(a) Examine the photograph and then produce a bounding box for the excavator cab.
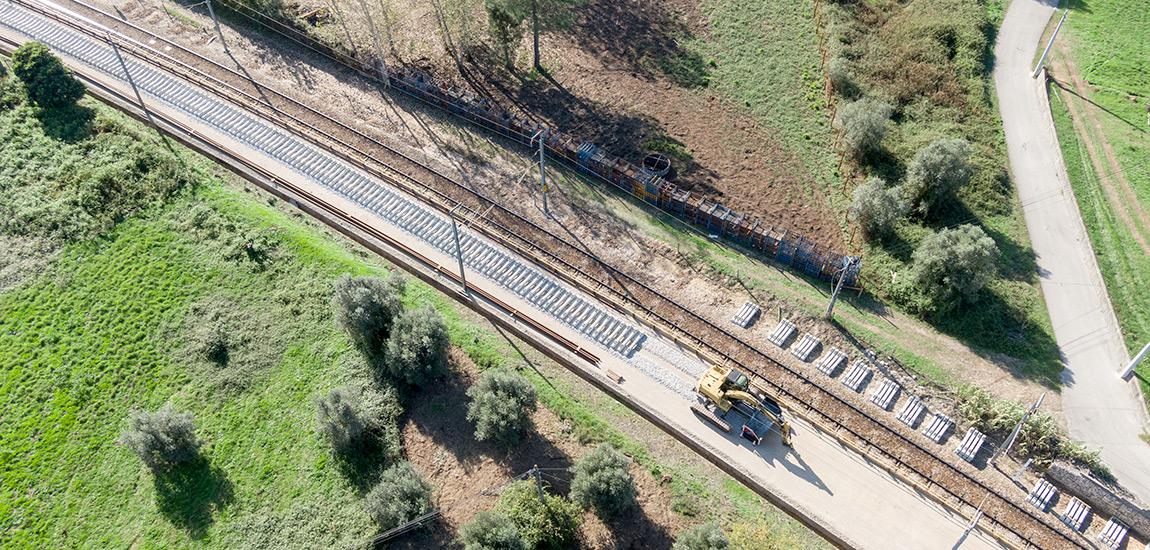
[693,365,793,447]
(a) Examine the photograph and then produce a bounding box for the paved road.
[994,0,1150,502]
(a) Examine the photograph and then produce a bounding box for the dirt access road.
[994,0,1150,501]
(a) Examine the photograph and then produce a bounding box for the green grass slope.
[1056,0,1150,392]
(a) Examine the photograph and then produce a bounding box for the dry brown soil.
[325,0,846,249]
[391,350,682,549]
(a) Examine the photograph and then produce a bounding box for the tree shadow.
[333,432,397,494]
[403,363,574,476]
[597,499,675,549]
[153,455,234,539]
[35,103,94,143]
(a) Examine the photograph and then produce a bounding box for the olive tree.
[467,368,537,444]
[849,176,908,239]
[496,480,581,550]
[903,138,974,216]
[836,96,891,158]
[569,443,637,518]
[827,57,857,98]
[383,304,450,387]
[118,404,201,472]
[910,224,999,313]
[673,521,729,550]
[364,461,433,529]
[458,510,525,550]
[333,274,405,358]
[10,41,84,108]
[315,387,369,454]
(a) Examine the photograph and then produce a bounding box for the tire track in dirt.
[1052,38,1150,256]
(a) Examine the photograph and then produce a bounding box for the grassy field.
[0,88,825,546]
[814,0,1062,384]
[1051,0,1150,400]
[693,0,843,208]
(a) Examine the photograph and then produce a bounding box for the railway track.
[1,2,1085,547]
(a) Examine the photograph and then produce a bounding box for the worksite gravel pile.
[24,3,1091,547]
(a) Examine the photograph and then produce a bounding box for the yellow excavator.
[692,365,794,447]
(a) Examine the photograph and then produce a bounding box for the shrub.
[496,480,581,550]
[364,461,433,529]
[333,274,405,358]
[849,176,908,239]
[458,510,525,550]
[200,320,231,365]
[10,41,85,108]
[383,304,449,387]
[118,404,201,472]
[569,443,637,518]
[486,1,526,65]
[827,57,857,98]
[466,368,537,444]
[673,521,729,550]
[903,138,974,216]
[910,224,998,313]
[835,96,891,157]
[955,386,1112,480]
[315,387,369,454]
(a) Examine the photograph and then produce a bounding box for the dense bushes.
[835,96,891,157]
[849,176,907,238]
[10,42,84,108]
[315,387,370,454]
[118,404,201,472]
[383,305,450,387]
[906,224,998,314]
[955,386,1111,480]
[0,104,191,243]
[496,480,581,550]
[466,367,538,444]
[333,274,405,359]
[903,138,974,216]
[459,510,525,550]
[673,521,729,550]
[569,444,637,518]
[364,461,433,529]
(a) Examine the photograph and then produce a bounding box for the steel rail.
[7,2,1082,547]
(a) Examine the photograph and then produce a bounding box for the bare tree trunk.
[531,0,540,70]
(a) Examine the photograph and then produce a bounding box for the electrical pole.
[204,0,231,57]
[533,129,549,216]
[107,34,156,128]
[532,465,545,503]
[326,0,360,60]
[993,393,1045,463]
[824,257,856,320]
[449,204,468,296]
[1120,341,1150,380]
[1032,9,1068,78]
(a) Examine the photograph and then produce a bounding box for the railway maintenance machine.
[692,365,794,447]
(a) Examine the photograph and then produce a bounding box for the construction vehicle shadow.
[762,438,833,496]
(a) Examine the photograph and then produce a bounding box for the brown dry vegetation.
[304,0,847,249]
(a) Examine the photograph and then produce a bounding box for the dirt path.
[1051,39,1150,255]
